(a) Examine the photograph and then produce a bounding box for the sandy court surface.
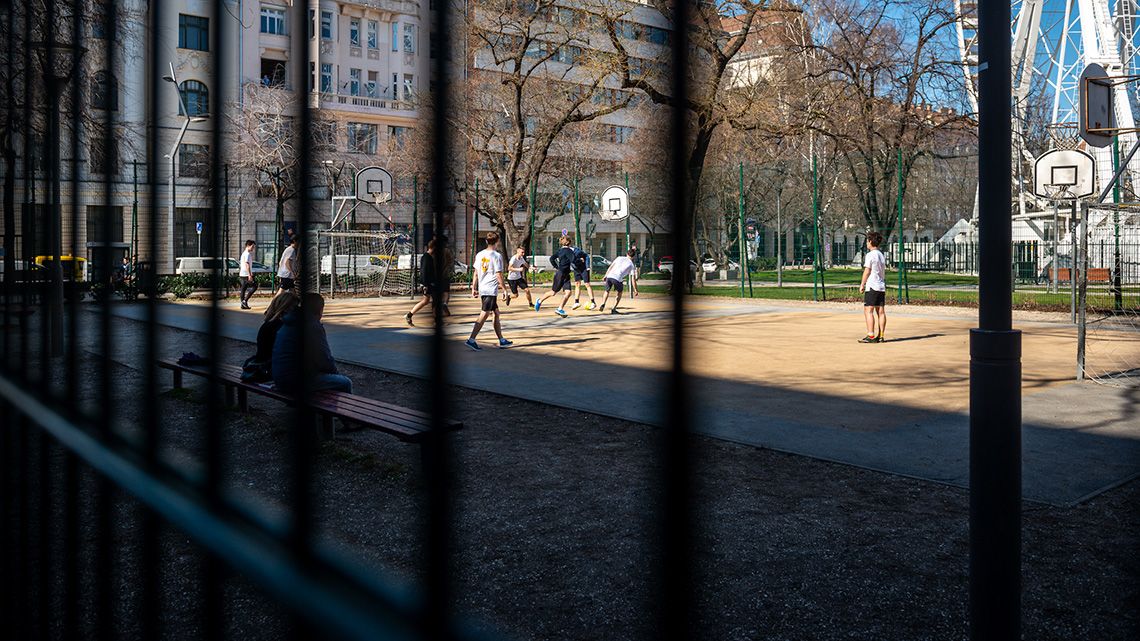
[307,292,1135,418]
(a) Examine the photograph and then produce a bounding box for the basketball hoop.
[598,185,629,222]
[355,166,394,205]
[1032,148,1096,201]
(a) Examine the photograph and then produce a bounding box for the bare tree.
[456,0,640,251]
[791,0,975,243]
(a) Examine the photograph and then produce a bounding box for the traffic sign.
[195,222,203,235]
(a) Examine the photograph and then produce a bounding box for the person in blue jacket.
[272,293,352,394]
[534,235,576,317]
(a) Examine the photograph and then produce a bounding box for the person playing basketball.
[503,246,533,308]
[570,243,596,310]
[466,232,512,351]
[535,235,575,317]
[598,248,639,314]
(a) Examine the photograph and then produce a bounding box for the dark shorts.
[278,277,295,291]
[573,269,590,283]
[480,295,499,312]
[552,270,570,293]
[604,277,624,293]
[418,282,438,297]
[864,290,886,307]
[509,277,527,293]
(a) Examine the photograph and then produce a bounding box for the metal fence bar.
[426,0,455,637]
[661,0,693,639]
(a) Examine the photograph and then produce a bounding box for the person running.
[598,248,639,314]
[466,232,512,351]
[277,234,298,293]
[534,235,575,317]
[858,231,888,343]
[239,239,258,309]
[405,237,440,326]
[503,246,533,308]
[570,243,596,310]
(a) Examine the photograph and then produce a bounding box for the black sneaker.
[875,335,886,343]
[504,295,511,307]
[404,312,414,327]
[859,335,877,343]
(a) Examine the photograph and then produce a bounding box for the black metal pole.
[970,1,1022,640]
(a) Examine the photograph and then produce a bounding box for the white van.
[319,254,387,276]
[527,255,554,273]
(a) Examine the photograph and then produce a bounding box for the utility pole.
[811,147,821,302]
[1112,138,1123,311]
[738,162,746,298]
[412,175,419,299]
[971,1,1023,639]
[528,181,535,261]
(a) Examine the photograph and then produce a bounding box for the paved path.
[109,295,1140,506]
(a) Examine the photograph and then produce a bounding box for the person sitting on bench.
[271,293,352,394]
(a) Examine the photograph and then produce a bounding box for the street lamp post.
[162,63,208,271]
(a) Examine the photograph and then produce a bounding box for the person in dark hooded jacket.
[271,293,352,394]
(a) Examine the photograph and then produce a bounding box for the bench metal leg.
[172,369,183,389]
[319,415,335,441]
[237,388,248,413]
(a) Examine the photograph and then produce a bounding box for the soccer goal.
[1076,203,1140,386]
[308,230,414,298]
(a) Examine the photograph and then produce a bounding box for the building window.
[402,74,415,99]
[349,68,361,96]
[92,2,110,39]
[387,126,410,149]
[260,6,286,35]
[391,73,399,99]
[403,23,416,53]
[175,208,211,258]
[349,18,360,47]
[347,122,378,154]
[255,222,276,265]
[391,23,399,52]
[88,130,118,175]
[179,80,209,117]
[91,71,118,111]
[321,10,333,40]
[178,14,209,51]
[314,121,337,150]
[367,21,378,49]
[86,206,124,243]
[320,63,332,93]
[366,71,378,97]
[179,143,209,178]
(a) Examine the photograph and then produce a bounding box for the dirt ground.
[7,311,1139,641]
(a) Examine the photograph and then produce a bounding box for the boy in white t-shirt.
[858,231,888,343]
[239,239,257,309]
[277,234,298,292]
[598,249,639,314]
[466,232,512,351]
[503,246,533,308]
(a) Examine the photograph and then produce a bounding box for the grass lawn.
[744,268,979,287]
[639,283,1139,313]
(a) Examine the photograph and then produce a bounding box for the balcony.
[318,91,416,116]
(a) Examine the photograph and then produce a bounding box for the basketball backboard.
[355,166,394,204]
[1032,148,1095,200]
[598,185,628,221]
[1079,63,1114,148]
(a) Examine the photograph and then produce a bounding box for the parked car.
[702,258,741,273]
[589,255,612,273]
[228,258,272,275]
[657,256,698,274]
[34,255,87,282]
[527,255,554,273]
[319,254,387,276]
[396,255,468,274]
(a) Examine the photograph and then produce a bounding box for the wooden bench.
[1046,267,1111,283]
[157,359,462,443]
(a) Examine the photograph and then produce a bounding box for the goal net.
[308,230,415,298]
[1077,206,1140,386]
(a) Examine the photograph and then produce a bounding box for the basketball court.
[110,293,1140,506]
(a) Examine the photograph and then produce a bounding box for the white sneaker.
[571,302,581,310]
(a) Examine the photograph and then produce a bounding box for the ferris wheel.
[955,0,1140,213]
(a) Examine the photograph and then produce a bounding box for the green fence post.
[897,149,905,304]
[472,178,479,278]
[811,152,820,302]
[624,172,631,291]
[528,181,535,261]
[738,162,746,297]
[574,177,581,248]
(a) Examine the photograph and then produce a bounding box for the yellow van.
[34,255,87,282]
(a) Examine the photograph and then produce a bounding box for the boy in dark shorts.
[504,246,533,307]
[570,243,597,310]
[534,235,575,317]
[466,232,511,350]
[858,232,888,343]
[598,248,638,314]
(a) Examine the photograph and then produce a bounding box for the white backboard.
[1079,63,1114,149]
[598,185,629,221]
[355,166,394,204]
[1033,148,1096,200]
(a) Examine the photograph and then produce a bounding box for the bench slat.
[158,359,458,442]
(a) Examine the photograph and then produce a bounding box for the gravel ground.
[6,311,1138,641]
